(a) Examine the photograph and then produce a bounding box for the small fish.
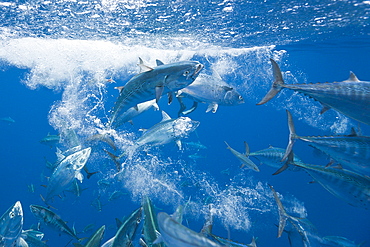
[154,212,226,247]
[224,141,259,172]
[183,141,207,150]
[73,225,105,247]
[0,201,24,246]
[39,133,60,147]
[108,190,127,201]
[86,134,117,151]
[176,74,244,115]
[188,153,206,160]
[30,204,79,240]
[320,236,362,247]
[257,58,370,125]
[45,147,91,202]
[281,110,370,174]
[0,116,15,124]
[109,58,203,128]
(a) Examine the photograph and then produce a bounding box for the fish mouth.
[191,63,203,79]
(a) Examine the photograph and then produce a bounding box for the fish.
[21,229,48,247]
[109,58,203,128]
[101,207,142,247]
[176,74,244,115]
[154,212,226,247]
[86,134,117,151]
[269,185,320,246]
[224,141,259,172]
[257,58,370,125]
[29,204,79,240]
[39,133,60,147]
[129,111,200,152]
[111,98,159,127]
[0,201,24,246]
[285,151,370,209]
[45,147,91,202]
[188,153,206,160]
[141,196,163,247]
[246,144,302,173]
[73,225,105,247]
[0,116,15,124]
[183,141,207,150]
[320,236,362,247]
[282,110,370,174]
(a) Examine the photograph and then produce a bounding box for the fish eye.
[183,71,190,76]
[239,96,243,100]
[9,212,15,218]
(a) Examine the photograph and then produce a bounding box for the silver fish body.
[0,201,23,246]
[74,225,105,247]
[291,161,370,209]
[178,74,244,114]
[29,205,79,240]
[113,99,159,126]
[135,111,199,150]
[258,59,370,125]
[156,212,225,247]
[45,147,91,202]
[110,60,203,128]
[224,142,259,172]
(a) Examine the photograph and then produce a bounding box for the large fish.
[257,59,370,125]
[0,201,24,246]
[21,229,48,247]
[141,197,163,247]
[269,185,320,247]
[109,58,203,128]
[246,143,302,173]
[73,225,105,247]
[30,205,79,240]
[155,212,226,247]
[131,111,199,151]
[285,151,370,209]
[101,207,142,247]
[45,147,91,202]
[176,74,244,115]
[282,110,370,174]
[224,141,259,172]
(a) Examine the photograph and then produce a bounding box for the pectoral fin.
[206,103,218,113]
[156,86,164,103]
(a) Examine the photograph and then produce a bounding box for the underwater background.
[0,0,369,246]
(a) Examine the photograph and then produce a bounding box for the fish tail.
[268,184,290,238]
[256,58,285,105]
[281,110,298,162]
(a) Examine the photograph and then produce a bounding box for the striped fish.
[257,59,370,125]
[286,152,370,210]
[247,144,302,173]
[282,110,370,174]
[224,141,259,172]
[109,59,203,128]
[29,205,79,239]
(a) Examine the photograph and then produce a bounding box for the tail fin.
[281,110,297,162]
[256,59,285,105]
[269,184,289,238]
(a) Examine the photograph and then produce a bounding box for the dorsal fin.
[244,141,250,156]
[345,72,360,82]
[156,59,165,66]
[348,127,358,137]
[161,111,172,122]
[138,57,153,73]
[114,86,124,93]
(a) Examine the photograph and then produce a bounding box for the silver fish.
[21,229,48,247]
[246,144,302,173]
[142,197,163,247]
[73,225,105,247]
[282,110,370,174]
[39,133,60,147]
[285,152,370,209]
[101,207,142,247]
[29,205,79,240]
[224,141,259,172]
[112,99,159,126]
[133,111,199,151]
[176,74,244,114]
[320,236,361,247]
[45,147,91,202]
[258,59,370,125]
[0,201,23,246]
[109,58,203,128]
[155,212,225,247]
[0,116,15,124]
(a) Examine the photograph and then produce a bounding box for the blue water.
[0,0,369,246]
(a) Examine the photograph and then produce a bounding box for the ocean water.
[0,0,369,246]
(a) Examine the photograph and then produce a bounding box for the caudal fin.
[256,59,285,105]
[281,110,297,162]
[269,184,289,238]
